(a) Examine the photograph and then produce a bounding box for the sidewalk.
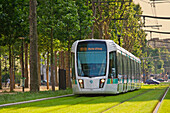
[0,85,59,94]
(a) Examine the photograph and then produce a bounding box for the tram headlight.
[78,79,84,88]
[99,79,105,88]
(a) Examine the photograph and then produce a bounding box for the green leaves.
[143,47,169,74]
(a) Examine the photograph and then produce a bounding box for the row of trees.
[0,0,147,92]
[142,46,170,79]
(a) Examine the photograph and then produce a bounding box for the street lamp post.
[117,35,121,46]
[142,59,146,83]
[19,37,25,92]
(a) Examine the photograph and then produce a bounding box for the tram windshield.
[77,41,107,77]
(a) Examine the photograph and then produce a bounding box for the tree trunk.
[55,51,58,86]
[21,40,25,92]
[12,45,15,88]
[24,43,29,88]
[99,23,103,39]
[0,48,2,89]
[46,52,49,89]
[59,51,65,88]
[59,51,65,69]
[91,0,96,39]
[51,28,55,91]
[66,39,72,88]
[104,22,111,39]
[9,45,14,91]
[29,0,39,92]
[38,52,41,85]
[65,51,69,88]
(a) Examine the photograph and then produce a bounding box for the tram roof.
[71,39,141,63]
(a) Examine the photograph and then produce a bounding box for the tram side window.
[117,52,122,75]
[131,59,134,79]
[137,63,139,80]
[109,51,117,78]
[71,53,76,79]
[123,55,127,77]
[133,60,135,79]
[139,63,141,80]
[129,58,132,79]
[128,57,131,79]
[122,54,125,76]
[126,56,129,79]
[136,62,138,80]
[136,62,139,80]
[134,61,136,80]
[134,61,137,80]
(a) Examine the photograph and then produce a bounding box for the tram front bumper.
[72,84,117,94]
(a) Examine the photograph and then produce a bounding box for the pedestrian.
[7,78,10,87]
[5,79,7,87]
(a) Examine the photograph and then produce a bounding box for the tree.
[29,0,39,92]
[88,1,146,58]
[0,48,2,89]
[24,42,29,88]
[75,0,93,40]
[142,46,169,76]
[1,0,18,91]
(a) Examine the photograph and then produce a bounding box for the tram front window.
[77,41,107,77]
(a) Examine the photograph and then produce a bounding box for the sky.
[134,0,170,40]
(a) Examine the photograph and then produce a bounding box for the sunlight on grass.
[0,89,146,113]
[0,89,72,105]
[0,84,169,113]
[105,87,166,113]
[158,86,170,113]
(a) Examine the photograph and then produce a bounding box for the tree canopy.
[1,0,163,92]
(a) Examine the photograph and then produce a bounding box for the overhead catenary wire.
[139,0,151,4]
[144,30,170,34]
[151,0,162,39]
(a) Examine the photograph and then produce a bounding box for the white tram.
[71,39,142,94]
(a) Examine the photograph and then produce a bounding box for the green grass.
[105,85,168,113]
[158,86,170,113]
[0,88,72,105]
[0,84,169,113]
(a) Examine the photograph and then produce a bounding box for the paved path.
[0,86,59,94]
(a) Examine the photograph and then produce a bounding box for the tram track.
[46,96,102,112]
[1,85,169,113]
[100,85,163,113]
[0,94,74,107]
[152,86,169,113]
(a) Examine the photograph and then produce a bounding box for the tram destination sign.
[79,47,104,51]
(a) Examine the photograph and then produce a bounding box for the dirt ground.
[0,85,59,94]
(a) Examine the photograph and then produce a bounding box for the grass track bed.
[158,86,170,113]
[0,89,72,105]
[104,86,167,113]
[0,85,169,113]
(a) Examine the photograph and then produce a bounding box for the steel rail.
[49,96,102,112]
[0,94,74,107]
[101,89,155,113]
[153,86,170,113]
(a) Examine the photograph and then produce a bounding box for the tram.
[71,39,142,94]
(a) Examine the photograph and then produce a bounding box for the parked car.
[145,79,160,84]
[41,80,47,85]
[157,78,164,82]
